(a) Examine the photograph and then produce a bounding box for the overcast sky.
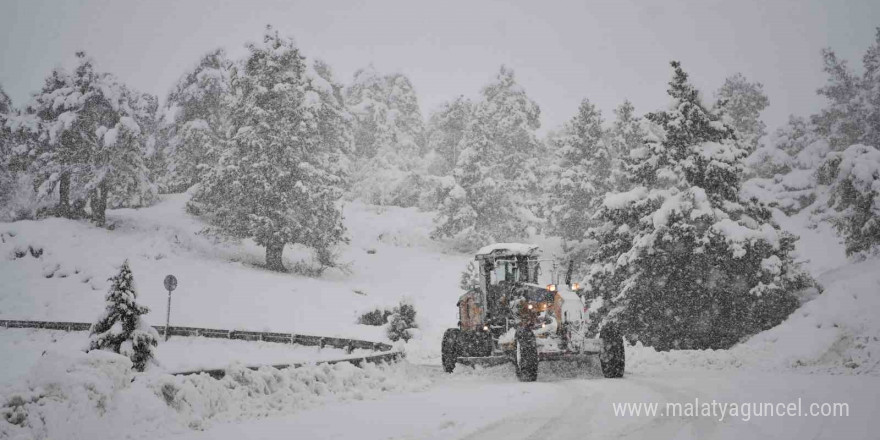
[1,0,878,133]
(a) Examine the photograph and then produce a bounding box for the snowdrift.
[0,349,428,440]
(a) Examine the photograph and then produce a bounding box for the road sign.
[163,274,178,341]
[164,275,178,292]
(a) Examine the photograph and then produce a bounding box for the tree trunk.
[91,179,108,226]
[265,242,285,272]
[57,172,70,218]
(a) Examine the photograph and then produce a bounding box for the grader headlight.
[547,284,556,292]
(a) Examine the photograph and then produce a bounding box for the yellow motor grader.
[442,243,624,381]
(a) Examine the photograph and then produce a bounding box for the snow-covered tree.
[386,300,418,342]
[810,29,880,151]
[344,67,428,206]
[425,96,473,175]
[0,85,15,211]
[813,49,866,151]
[545,99,610,243]
[25,53,156,223]
[608,100,646,192]
[864,28,880,149]
[432,66,542,248]
[190,27,349,272]
[24,68,79,217]
[0,84,12,167]
[584,62,807,350]
[742,116,831,213]
[160,49,236,192]
[817,144,880,256]
[88,260,158,372]
[714,73,770,156]
[0,84,10,146]
[744,29,880,216]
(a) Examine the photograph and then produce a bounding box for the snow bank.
[154,360,430,430]
[0,350,175,440]
[0,349,427,440]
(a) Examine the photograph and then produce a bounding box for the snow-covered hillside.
[0,192,470,365]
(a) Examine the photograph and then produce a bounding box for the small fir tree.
[386,300,418,342]
[88,260,158,371]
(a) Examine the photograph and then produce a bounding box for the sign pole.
[163,275,178,342]
[165,289,172,341]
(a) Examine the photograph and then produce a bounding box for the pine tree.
[0,84,11,166]
[190,27,349,272]
[88,260,158,372]
[743,29,880,216]
[432,66,541,248]
[742,116,830,213]
[608,100,646,192]
[426,95,473,174]
[813,48,865,151]
[26,67,80,217]
[545,99,610,243]
[864,28,880,149]
[386,300,418,342]
[26,53,156,223]
[714,73,770,156]
[344,66,427,206]
[584,62,806,350]
[0,85,14,210]
[810,29,880,151]
[821,144,880,256]
[161,49,236,192]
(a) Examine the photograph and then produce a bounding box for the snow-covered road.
[164,362,879,440]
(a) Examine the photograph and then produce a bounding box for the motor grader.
[441,243,624,381]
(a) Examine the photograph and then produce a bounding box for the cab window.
[492,261,518,284]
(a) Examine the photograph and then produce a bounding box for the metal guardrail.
[174,350,403,379]
[0,319,402,377]
[0,319,393,352]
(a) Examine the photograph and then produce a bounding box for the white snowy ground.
[0,193,471,364]
[167,365,879,440]
[2,193,880,439]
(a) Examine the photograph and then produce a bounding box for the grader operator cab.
[441,243,624,381]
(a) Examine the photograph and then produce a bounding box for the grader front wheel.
[441,328,461,373]
[514,329,538,382]
[599,324,625,378]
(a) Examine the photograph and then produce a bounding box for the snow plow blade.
[457,352,598,367]
[457,355,510,367]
